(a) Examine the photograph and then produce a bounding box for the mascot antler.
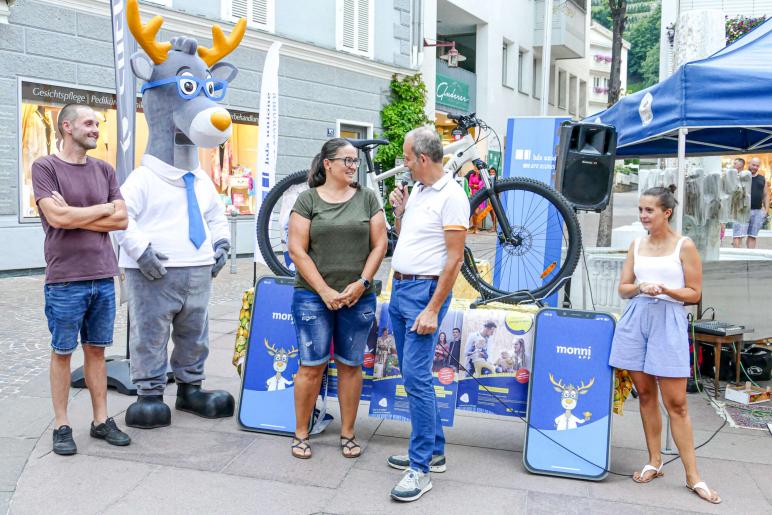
[549,373,564,391]
[577,377,595,394]
[198,19,248,67]
[126,0,172,64]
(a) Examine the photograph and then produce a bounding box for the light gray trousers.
[126,266,212,395]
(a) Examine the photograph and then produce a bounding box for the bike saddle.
[346,138,389,149]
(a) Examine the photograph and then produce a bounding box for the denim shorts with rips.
[291,288,376,367]
[43,278,116,355]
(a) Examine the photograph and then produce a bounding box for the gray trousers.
[126,266,212,395]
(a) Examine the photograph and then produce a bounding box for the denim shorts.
[43,278,116,355]
[609,296,690,378]
[291,288,376,367]
[733,209,767,238]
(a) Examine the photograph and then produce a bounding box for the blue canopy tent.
[586,18,772,230]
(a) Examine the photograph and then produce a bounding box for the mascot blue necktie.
[183,172,206,249]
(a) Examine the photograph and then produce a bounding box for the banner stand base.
[71,357,174,396]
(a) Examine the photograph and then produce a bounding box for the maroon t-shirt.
[31,155,122,284]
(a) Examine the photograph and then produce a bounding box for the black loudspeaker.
[555,123,617,211]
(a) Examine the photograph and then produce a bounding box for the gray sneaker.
[390,468,432,502]
[387,454,446,473]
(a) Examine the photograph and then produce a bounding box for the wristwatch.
[359,277,371,288]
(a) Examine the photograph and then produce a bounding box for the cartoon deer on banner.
[549,373,595,431]
[265,340,299,391]
[118,0,248,429]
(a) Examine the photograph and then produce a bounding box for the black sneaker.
[53,425,77,455]
[90,417,131,446]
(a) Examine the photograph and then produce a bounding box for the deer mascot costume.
[116,0,246,428]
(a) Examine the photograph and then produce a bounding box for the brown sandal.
[291,435,311,459]
[340,435,361,458]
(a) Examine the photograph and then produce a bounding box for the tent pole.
[675,127,688,233]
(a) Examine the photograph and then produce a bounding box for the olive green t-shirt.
[292,187,382,295]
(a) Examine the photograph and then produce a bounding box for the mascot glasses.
[140,75,228,101]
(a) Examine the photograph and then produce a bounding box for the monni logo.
[556,345,592,360]
[272,312,293,321]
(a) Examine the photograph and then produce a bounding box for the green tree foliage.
[592,2,612,30]
[374,73,430,170]
[626,3,660,92]
[374,73,430,222]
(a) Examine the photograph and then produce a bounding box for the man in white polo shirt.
[385,126,469,502]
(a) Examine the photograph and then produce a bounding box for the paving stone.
[323,467,529,515]
[107,465,335,514]
[79,423,255,473]
[0,437,35,491]
[353,434,591,499]
[525,490,703,515]
[222,430,358,488]
[11,454,156,515]
[0,396,53,438]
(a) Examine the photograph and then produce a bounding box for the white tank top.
[633,236,687,304]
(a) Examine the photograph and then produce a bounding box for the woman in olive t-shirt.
[287,138,388,460]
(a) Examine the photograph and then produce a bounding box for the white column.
[421,0,438,120]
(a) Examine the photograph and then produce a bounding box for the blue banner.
[496,117,571,304]
[238,276,300,434]
[523,309,616,480]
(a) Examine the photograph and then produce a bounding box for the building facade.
[0,0,418,270]
[587,20,629,116]
[0,0,593,271]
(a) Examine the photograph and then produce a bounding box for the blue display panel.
[523,308,616,480]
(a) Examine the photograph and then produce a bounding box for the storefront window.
[18,80,259,220]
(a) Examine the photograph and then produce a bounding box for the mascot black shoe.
[125,395,172,429]
[175,383,235,419]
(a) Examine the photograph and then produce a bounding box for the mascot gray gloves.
[212,239,230,277]
[137,244,169,280]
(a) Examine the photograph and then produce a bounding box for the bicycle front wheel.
[256,170,309,276]
[461,177,582,303]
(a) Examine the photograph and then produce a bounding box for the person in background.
[466,167,484,232]
[733,157,768,249]
[609,186,720,505]
[287,138,388,460]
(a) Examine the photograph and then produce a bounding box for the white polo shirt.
[391,174,470,276]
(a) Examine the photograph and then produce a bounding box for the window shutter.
[342,0,356,50]
[252,0,268,26]
[231,0,248,21]
[356,0,370,54]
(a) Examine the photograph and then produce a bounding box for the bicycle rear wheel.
[461,177,581,303]
[256,170,309,276]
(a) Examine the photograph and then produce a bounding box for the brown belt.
[393,272,439,281]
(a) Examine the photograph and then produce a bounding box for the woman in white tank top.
[609,186,720,504]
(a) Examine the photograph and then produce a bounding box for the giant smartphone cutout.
[238,276,300,435]
[523,308,616,480]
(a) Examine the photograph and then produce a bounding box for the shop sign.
[436,74,470,112]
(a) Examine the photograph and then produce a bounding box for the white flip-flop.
[687,481,722,504]
[632,463,663,483]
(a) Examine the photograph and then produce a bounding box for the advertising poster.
[524,309,616,480]
[238,276,300,434]
[497,116,571,305]
[369,304,463,427]
[456,309,534,417]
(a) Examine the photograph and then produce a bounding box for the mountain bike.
[256,113,581,304]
